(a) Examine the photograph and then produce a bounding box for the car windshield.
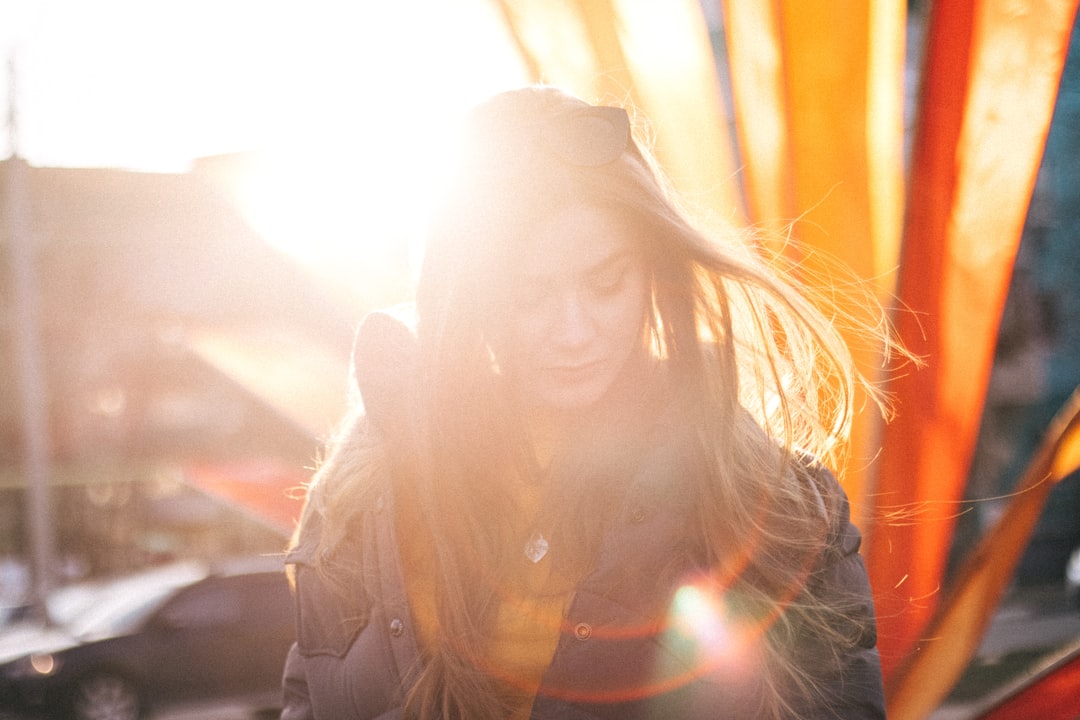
[63,563,206,640]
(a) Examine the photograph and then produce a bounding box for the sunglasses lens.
[543,107,630,167]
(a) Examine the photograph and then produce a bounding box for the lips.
[546,359,605,383]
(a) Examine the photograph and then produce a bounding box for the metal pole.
[6,54,56,623]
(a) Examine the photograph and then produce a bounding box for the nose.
[550,291,596,349]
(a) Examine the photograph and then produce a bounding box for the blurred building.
[0,159,356,583]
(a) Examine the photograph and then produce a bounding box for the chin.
[532,382,613,412]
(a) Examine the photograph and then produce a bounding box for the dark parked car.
[0,557,294,720]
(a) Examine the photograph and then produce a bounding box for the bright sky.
[1,0,525,168]
[1,0,530,308]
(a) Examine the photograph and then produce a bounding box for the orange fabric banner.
[865,0,1080,680]
[885,389,1080,718]
[723,0,907,524]
[976,640,1080,720]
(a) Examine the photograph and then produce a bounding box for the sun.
[207,0,532,318]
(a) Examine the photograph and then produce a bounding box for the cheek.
[511,324,547,369]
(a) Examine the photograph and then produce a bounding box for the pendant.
[524,531,549,563]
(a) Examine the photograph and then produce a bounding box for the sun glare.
[666,580,754,680]
[221,0,531,317]
[4,0,530,317]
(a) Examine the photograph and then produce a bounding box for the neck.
[524,406,575,473]
[524,355,655,472]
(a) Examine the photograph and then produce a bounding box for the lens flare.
[667,581,750,673]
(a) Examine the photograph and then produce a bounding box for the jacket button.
[573,623,592,641]
[389,618,405,637]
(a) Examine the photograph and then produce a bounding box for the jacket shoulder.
[287,492,374,658]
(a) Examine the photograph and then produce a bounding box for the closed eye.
[588,258,632,296]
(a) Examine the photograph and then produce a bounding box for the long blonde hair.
[299,86,892,719]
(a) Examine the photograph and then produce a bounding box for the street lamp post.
[6,54,57,624]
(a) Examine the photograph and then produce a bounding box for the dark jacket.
[281,315,886,719]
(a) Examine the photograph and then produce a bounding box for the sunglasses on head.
[539,105,631,167]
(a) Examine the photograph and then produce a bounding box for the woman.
[282,86,888,719]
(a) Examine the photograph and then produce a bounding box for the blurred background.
[1,1,1079,718]
[0,0,527,583]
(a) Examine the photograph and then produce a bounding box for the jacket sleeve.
[281,642,315,720]
[279,468,372,718]
[279,506,321,720]
[793,475,886,719]
[280,494,374,718]
[277,309,416,720]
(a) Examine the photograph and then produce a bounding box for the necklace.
[524,530,549,563]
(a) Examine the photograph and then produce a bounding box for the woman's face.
[498,204,649,413]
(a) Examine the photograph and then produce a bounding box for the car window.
[63,563,206,640]
[151,572,291,630]
[67,583,186,640]
[155,579,245,629]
